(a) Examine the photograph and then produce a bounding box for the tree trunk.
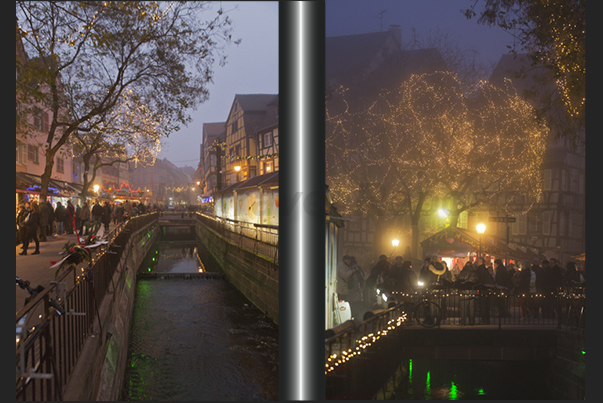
[39,149,55,202]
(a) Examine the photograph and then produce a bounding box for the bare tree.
[326,72,548,259]
[16,1,240,201]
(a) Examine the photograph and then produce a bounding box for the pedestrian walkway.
[16,229,99,314]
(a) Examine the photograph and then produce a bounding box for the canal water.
[390,359,559,400]
[121,226,279,400]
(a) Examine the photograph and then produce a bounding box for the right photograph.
[324,0,585,400]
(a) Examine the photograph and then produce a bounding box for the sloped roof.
[326,30,448,101]
[235,94,277,113]
[257,94,279,133]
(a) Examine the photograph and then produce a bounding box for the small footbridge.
[325,288,585,399]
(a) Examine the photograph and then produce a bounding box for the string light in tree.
[326,71,549,226]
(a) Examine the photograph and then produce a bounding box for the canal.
[120,226,279,400]
[385,359,559,400]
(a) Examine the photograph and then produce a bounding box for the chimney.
[388,25,401,48]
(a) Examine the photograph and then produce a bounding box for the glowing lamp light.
[476,223,486,234]
[234,165,241,172]
[438,209,447,218]
[93,184,100,193]
[392,239,399,247]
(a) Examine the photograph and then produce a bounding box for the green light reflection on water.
[450,381,458,400]
[424,371,431,400]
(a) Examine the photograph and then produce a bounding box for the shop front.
[420,227,546,270]
[16,172,83,209]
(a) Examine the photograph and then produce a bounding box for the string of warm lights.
[326,71,549,222]
[325,312,407,374]
[207,140,279,160]
[325,286,584,374]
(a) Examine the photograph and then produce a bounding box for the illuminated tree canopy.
[326,71,549,258]
[16,1,239,200]
[464,0,584,148]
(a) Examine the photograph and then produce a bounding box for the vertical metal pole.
[280,1,325,400]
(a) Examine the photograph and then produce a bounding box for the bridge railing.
[325,286,585,372]
[195,213,278,263]
[16,213,158,401]
[391,285,585,329]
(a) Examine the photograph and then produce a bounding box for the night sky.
[161,1,514,168]
[158,1,278,167]
[326,0,514,67]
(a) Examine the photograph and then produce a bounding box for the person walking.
[21,201,40,255]
[65,200,75,234]
[16,203,30,250]
[79,201,91,236]
[54,202,66,235]
[92,200,103,225]
[102,201,112,232]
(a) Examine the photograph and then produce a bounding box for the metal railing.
[196,213,279,264]
[325,286,585,373]
[16,213,158,401]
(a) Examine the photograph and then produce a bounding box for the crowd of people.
[16,199,161,255]
[336,252,585,324]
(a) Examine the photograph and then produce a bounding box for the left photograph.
[16,1,279,400]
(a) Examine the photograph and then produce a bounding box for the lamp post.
[476,223,486,260]
[390,239,400,258]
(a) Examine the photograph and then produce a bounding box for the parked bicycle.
[399,281,442,328]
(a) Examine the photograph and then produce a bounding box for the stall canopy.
[420,226,546,262]
[16,172,82,198]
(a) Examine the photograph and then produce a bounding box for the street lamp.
[476,223,486,259]
[390,239,400,258]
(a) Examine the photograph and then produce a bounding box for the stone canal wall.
[195,220,279,325]
[63,220,159,401]
[549,330,585,400]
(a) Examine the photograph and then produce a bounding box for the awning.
[16,172,82,198]
[421,226,548,262]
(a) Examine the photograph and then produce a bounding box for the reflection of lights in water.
[449,381,459,400]
[424,371,431,399]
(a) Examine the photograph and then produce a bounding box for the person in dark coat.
[17,203,30,249]
[54,202,66,235]
[102,201,112,232]
[564,261,583,286]
[91,200,103,224]
[65,200,75,234]
[392,259,417,294]
[45,201,55,236]
[21,201,40,255]
[475,257,494,324]
[494,259,513,318]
